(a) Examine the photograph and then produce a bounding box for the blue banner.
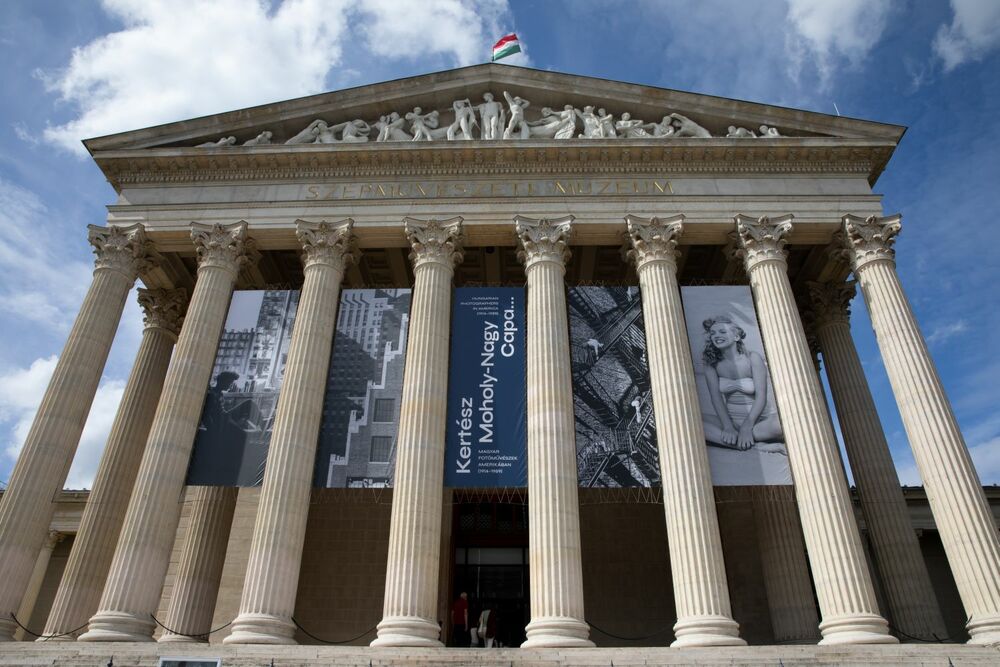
[444,288,527,487]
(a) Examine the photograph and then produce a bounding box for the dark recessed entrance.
[451,497,529,648]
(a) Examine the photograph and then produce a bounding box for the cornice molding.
[93,140,890,190]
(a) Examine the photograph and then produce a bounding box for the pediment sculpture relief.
[194,90,788,148]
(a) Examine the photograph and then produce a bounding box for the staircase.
[2,642,998,666]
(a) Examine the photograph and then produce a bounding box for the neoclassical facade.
[1,66,998,663]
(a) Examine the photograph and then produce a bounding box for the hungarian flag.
[492,33,521,61]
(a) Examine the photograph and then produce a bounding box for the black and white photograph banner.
[680,286,792,486]
[187,290,300,487]
[314,288,411,488]
[569,286,660,488]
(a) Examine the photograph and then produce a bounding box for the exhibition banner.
[444,288,527,487]
[569,286,659,488]
[314,289,411,488]
[187,290,300,486]
[680,286,792,486]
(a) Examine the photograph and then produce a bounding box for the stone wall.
[63,486,974,648]
[716,487,774,645]
[578,491,676,647]
[919,530,968,641]
[290,489,393,645]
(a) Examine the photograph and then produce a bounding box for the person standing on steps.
[477,603,498,648]
[450,591,469,646]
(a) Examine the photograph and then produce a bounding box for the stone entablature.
[93,140,891,190]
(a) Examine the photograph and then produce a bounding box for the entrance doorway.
[451,499,529,647]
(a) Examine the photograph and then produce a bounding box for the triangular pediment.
[83,64,904,153]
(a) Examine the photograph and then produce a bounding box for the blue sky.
[0,0,997,489]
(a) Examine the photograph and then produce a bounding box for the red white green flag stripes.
[492,33,521,61]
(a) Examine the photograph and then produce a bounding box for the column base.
[967,614,1000,646]
[224,612,297,645]
[818,613,897,645]
[672,615,746,647]
[78,611,155,642]
[370,615,442,647]
[35,634,77,642]
[522,616,594,648]
[158,632,208,644]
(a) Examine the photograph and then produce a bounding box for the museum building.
[1,65,999,664]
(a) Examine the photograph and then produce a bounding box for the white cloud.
[37,0,522,154]
[40,0,352,154]
[64,380,127,489]
[358,0,527,67]
[0,356,59,435]
[0,179,93,331]
[925,319,968,345]
[12,122,40,146]
[785,0,894,87]
[0,355,125,489]
[969,436,1000,486]
[934,0,1000,71]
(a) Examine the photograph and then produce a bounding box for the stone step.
[1,643,998,667]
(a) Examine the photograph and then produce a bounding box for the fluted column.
[731,214,894,645]
[158,487,237,642]
[516,216,593,648]
[14,532,64,641]
[0,224,151,642]
[371,217,463,647]
[624,215,744,647]
[841,214,1000,645]
[227,220,355,644]
[42,289,185,640]
[807,278,946,640]
[81,222,255,642]
[751,486,820,643]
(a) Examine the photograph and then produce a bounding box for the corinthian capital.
[296,219,358,272]
[840,213,902,271]
[404,217,464,269]
[191,221,256,273]
[87,223,155,280]
[44,531,65,551]
[623,214,683,271]
[729,214,793,272]
[515,215,573,269]
[137,288,187,338]
[806,280,856,330]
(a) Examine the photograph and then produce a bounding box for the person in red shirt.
[450,591,469,646]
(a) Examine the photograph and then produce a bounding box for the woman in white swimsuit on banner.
[701,315,784,452]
